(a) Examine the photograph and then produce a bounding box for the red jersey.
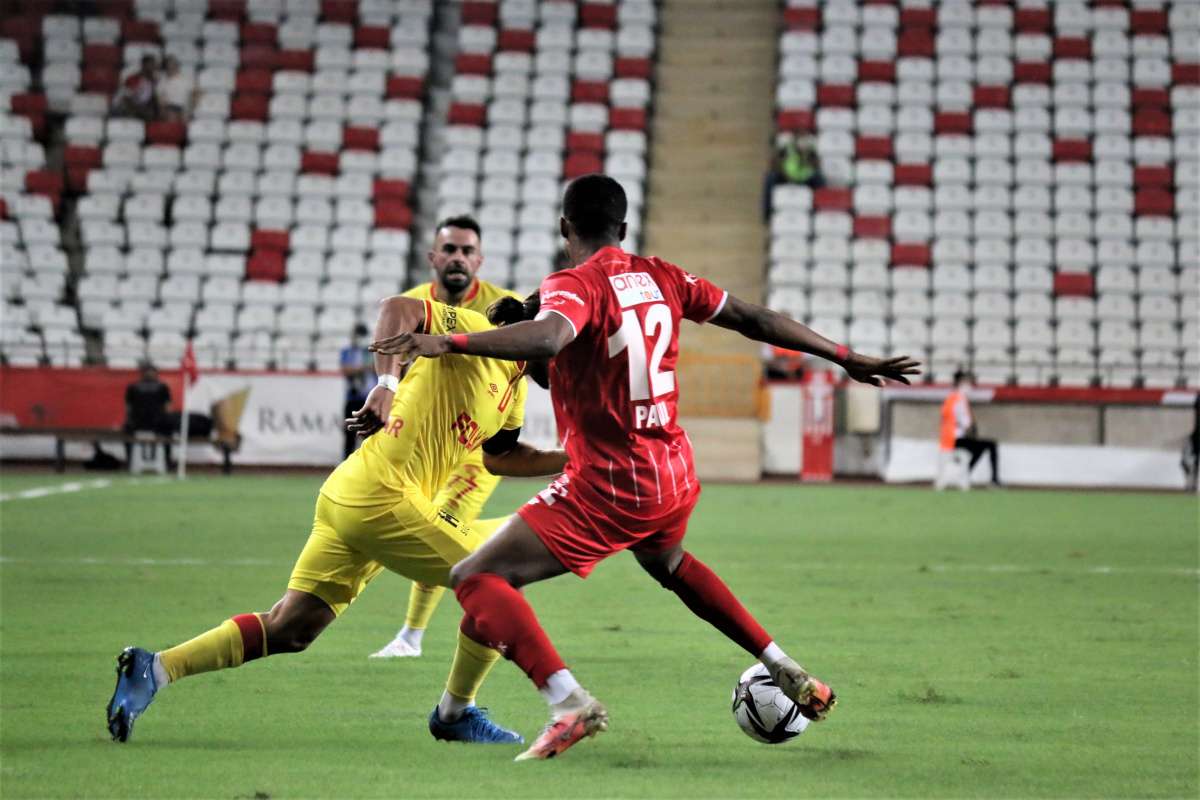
[536,246,728,522]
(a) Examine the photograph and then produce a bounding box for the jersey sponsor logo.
[542,289,584,306]
[609,272,664,308]
[442,306,458,331]
[437,508,463,531]
[634,400,672,430]
[384,417,405,437]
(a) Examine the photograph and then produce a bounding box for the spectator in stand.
[340,324,376,458]
[762,133,825,220]
[940,369,1002,487]
[156,55,197,121]
[113,54,159,120]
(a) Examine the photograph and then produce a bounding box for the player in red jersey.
[372,174,920,760]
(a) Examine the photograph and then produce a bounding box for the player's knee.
[263,609,326,654]
[636,548,685,588]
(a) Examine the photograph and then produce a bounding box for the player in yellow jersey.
[106,292,566,746]
[371,215,524,659]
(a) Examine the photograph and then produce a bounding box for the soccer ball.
[731,663,810,744]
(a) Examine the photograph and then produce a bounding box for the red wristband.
[448,334,469,353]
[834,344,850,362]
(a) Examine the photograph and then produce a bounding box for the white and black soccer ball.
[731,663,810,744]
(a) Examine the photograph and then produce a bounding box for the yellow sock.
[445,628,502,703]
[158,614,266,683]
[404,583,446,630]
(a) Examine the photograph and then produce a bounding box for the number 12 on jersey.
[607,303,676,402]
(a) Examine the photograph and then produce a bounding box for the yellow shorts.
[287,491,486,616]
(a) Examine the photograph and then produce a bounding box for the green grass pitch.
[1,470,1196,799]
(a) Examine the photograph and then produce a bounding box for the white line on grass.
[0,476,171,503]
[0,556,1194,577]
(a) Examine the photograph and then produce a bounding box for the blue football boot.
[428,706,524,744]
[106,647,159,742]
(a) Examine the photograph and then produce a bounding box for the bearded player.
[371,215,524,659]
[372,174,921,760]
[106,294,564,746]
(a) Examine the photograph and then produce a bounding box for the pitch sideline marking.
[0,476,171,503]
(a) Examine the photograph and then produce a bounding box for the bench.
[0,427,235,474]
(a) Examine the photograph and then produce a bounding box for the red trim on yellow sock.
[232,613,265,661]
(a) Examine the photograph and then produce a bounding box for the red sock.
[455,573,566,687]
[665,553,772,656]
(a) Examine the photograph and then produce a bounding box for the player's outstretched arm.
[479,427,568,477]
[370,314,574,363]
[346,296,425,436]
[709,294,921,387]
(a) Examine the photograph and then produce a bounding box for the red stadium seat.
[784,7,819,29]
[567,131,605,154]
[1135,189,1174,216]
[147,120,186,146]
[208,0,246,20]
[609,108,646,131]
[858,61,896,82]
[461,1,498,25]
[1015,7,1051,31]
[386,76,424,99]
[64,145,102,168]
[817,84,855,107]
[342,126,379,151]
[891,243,931,268]
[1132,88,1170,110]
[1014,62,1052,83]
[355,26,390,49]
[375,201,412,230]
[572,80,609,104]
[447,102,486,126]
[0,197,7,219]
[373,179,409,201]
[1173,64,1200,85]
[121,19,160,43]
[974,86,1010,108]
[1,18,38,63]
[854,216,891,239]
[241,22,276,44]
[99,0,133,18]
[1131,9,1168,33]
[321,0,358,23]
[1134,165,1172,188]
[1054,37,1091,59]
[231,94,269,121]
[81,66,119,96]
[900,8,935,27]
[66,167,92,194]
[1133,110,1172,137]
[776,110,814,132]
[580,3,618,29]
[897,28,934,58]
[236,69,272,94]
[499,29,536,52]
[894,164,933,186]
[242,45,278,70]
[856,136,892,160]
[1054,272,1095,298]
[564,152,603,178]
[9,93,46,115]
[615,58,652,79]
[83,43,121,66]
[246,250,286,282]
[813,188,852,212]
[935,111,972,134]
[275,49,315,72]
[25,169,63,197]
[251,230,290,252]
[455,53,492,75]
[301,151,339,175]
[1053,139,1092,162]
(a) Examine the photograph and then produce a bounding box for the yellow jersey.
[320,300,528,507]
[401,278,520,316]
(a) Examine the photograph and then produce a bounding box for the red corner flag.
[181,340,199,386]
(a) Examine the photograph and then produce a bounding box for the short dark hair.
[435,214,482,241]
[486,292,541,327]
[953,368,970,384]
[562,174,626,241]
